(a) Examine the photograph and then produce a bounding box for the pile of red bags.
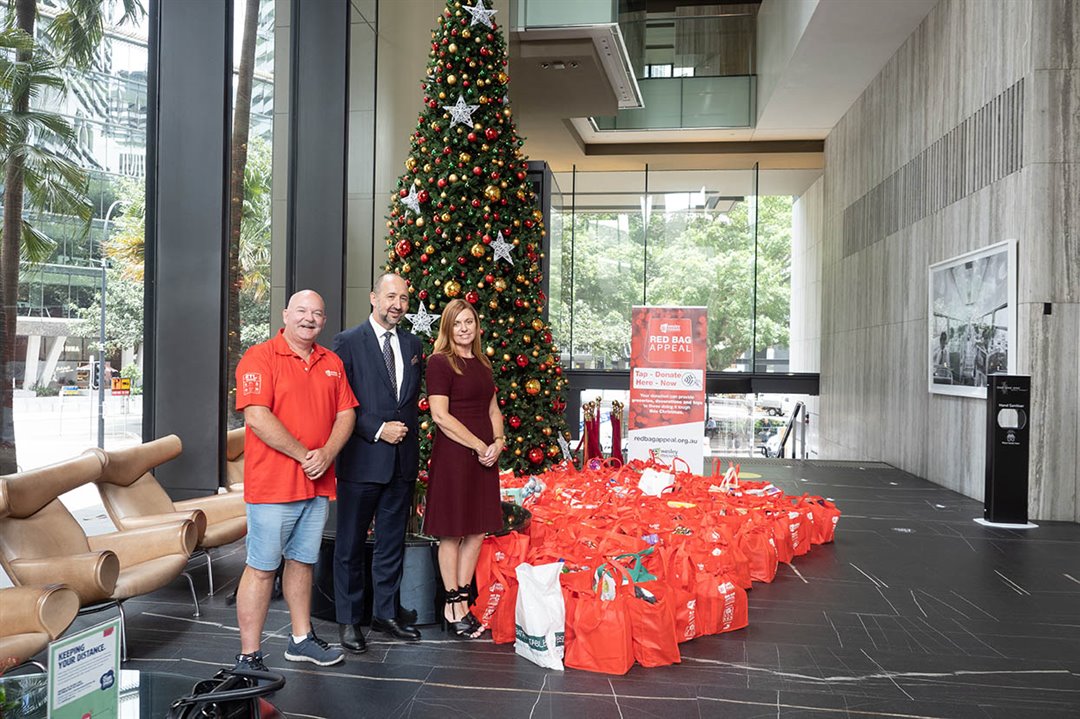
[472,457,841,674]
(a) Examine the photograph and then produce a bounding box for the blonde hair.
[432,299,491,375]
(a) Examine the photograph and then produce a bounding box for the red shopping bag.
[736,520,778,583]
[769,511,795,564]
[563,588,635,675]
[622,581,681,667]
[694,570,749,635]
[473,531,530,644]
[656,545,703,642]
[802,496,841,544]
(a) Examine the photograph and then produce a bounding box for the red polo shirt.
[236,330,358,504]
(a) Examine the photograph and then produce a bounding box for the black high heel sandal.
[444,587,482,637]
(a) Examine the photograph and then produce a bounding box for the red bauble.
[398,188,408,197]
[517,171,526,180]
[457,256,467,265]
[418,396,430,411]
[419,289,428,300]
[472,166,483,176]
[467,132,477,142]
[552,399,566,412]
[515,354,528,368]
[482,234,492,244]
[437,178,447,188]
[485,127,499,141]
[471,199,481,208]
[465,290,479,304]
[395,239,413,258]
[508,415,522,429]
[420,253,429,263]
[514,298,525,309]
[485,274,495,283]
[528,448,544,464]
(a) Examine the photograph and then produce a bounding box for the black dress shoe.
[370,616,421,641]
[338,623,367,653]
[397,605,419,626]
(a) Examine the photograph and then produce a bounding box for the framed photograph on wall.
[928,239,1017,398]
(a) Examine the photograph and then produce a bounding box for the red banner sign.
[628,306,707,473]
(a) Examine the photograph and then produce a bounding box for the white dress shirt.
[369,315,404,442]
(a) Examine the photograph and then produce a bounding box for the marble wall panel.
[815,0,1078,521]
[1021,301,1080,521]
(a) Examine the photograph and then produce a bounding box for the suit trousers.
[333,460,415,625]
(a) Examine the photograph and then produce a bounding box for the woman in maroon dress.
[424,299,505,637]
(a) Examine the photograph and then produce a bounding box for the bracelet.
[493,434,505,441]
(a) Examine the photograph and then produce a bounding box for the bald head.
[282,289,326,349]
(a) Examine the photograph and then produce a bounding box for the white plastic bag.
[514,562,565,670]
[637,467,675,496]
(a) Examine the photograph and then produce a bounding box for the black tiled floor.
[56,460,1080,718]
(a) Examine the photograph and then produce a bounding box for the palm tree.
[227,0,262,428]
[0,0,141,474]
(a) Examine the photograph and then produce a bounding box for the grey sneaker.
[234,650,267,672]
[284,632,344,666]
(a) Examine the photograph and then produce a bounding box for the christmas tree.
[384,0,571,475]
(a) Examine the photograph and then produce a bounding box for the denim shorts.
[245,496,328,571]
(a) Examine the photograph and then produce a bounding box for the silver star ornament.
[443,94,479,128]
[405,304,441,337]
[398,184,421,216]
[491,230,515,265]
[463,2,497,29]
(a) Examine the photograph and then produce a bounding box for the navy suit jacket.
[332,322,422,484]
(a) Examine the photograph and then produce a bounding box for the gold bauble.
[462,28,471,38]
[484,185,501,201]
[448,173,458,183]
[532,319,544,331]
[470,243,486,258]
[415,217,425,227]
[424,245,435,254]
[438,91,446,100]
[525,379,541,395]
[448,43,457,53]
[405,157,417,170]
[447,75,457,85]
[444,280,461,297]
[498,72,508,83]
[402,263,411,273]
[502,354,511,362]
[509,392,518,400]
[440,213,451,222]
[485,346,495,357]
[523,334,531,344]
[494,279,507,292]
[423,163,432,172]
[459,152,472,163]
[542,427,552,436]
[488,299,498,309]
[514,449,522,456]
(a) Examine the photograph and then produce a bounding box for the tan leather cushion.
[226,427,245,461]
[0,500,92,561]
[98,435,182,488]
[112,554,192,599]
[99,475,176,523]
[0,633,50,664]
[200,515,247,549]
[0,451,104,518]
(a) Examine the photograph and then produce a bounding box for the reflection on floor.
[57,461,1080,718]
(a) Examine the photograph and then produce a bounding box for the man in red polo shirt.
[234,289,357,670]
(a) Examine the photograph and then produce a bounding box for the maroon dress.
[423,352,502,537]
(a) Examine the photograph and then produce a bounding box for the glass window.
[6,3,149,474]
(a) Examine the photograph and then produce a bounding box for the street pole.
[96,200,123,450]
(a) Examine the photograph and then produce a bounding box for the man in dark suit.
[332,273,424,651]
